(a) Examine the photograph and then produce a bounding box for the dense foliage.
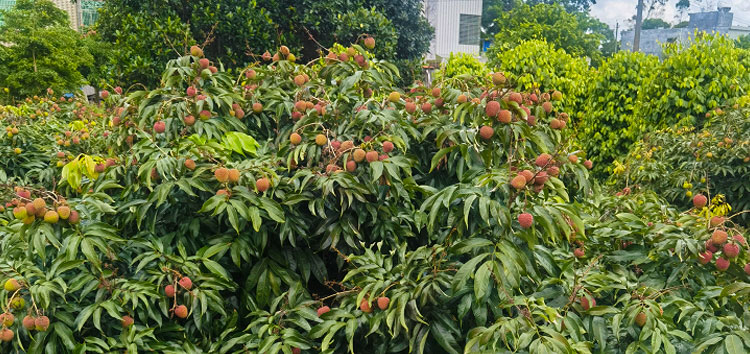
[580,51,659,174]
[0,0,94,99]
[96,0,433,88]
[489,39,591,123]
[636,33,750,130]
[434,53,489,80]
[615,100,750,224]
[1,36,750,353]
[484,1,613,65]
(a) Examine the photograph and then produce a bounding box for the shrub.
[436,52,489,80]
[636,32,750,130]
[580,51,659,174]
[614,101,750,224]
[488,39,591,122]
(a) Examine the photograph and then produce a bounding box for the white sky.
[590,0,750,30]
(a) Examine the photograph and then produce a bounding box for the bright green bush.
[436,52,489,80]
[488,39,591,122]
[636,32,750,130]
[614,100,750,223]
[580,51,659,174]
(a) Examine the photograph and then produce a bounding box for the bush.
[636,32,750,130]
[1,40,750,353]
[488,39,591,122]
[435,52,489,80]
[613,101,750,224]
[580,51,659,174]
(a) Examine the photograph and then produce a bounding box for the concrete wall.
[620,28,694,57]
[424,0,482,60]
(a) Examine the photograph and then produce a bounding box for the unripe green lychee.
[44,210,59,223]
[388,92,401,103]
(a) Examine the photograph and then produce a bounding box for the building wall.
[620,28,694,57]
[424,0,482,60]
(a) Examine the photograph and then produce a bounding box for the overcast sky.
[590,0,750,31]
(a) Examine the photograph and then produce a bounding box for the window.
[459,14,481,46]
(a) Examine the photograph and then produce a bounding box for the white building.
[424,0,483,61]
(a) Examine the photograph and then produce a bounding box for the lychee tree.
[0,39,749,354]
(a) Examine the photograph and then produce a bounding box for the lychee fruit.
[175,305,188,319]
[710,216,724,227]
[153,121,166,134]
[579,296,595,310]
[364,36,375,49]
[693,194,707,208]
[214,168,229,183]
[228,169,241,183]
[479,125,494,140]
[1,312,14,327]
[256,178,270,192]
[100,90,109,99]
[252,102,263,113]
[179,277,192,290]
[550,119,562,129]
[699,250,713,264]
[723,243,740,258]
[366,151,379,163]
[388,92,401,103]
[421,102,432,113]
[315,134,328,146]
[534,171,549,185]
[635,312,646,327]
[184,159,196,170]
[377,297,390,310]
[44,210,59,224]
[184,115,196,126]
[190,45,203,57]
[317,306,330,316]
[69,210,80,224]
[290,133,302,145]
[382,141,394,153]
[345,160,357,172]
[733,234,746,246]
[488,101,506,118]
[405,102,416,114]
[551,91,563,101]
[584,160,593,169]
[492,72,506,86]
[121,315,134,328]
[32,198,45,211]
[165,284,176,297]
[199,110,211,120]
[35,316,49,331]
[22,315,35,330]
[711,229,728,245]
[542,102,553,113]
[511,175,527,190]
[457,94,467,103]
[497,109,512,124]
[508,92,522,104]
[360,298,372,313]
[574,248,585,258]
[353,149,366,162]
[198,58,210,69]
[431,87,441,98]
[0,328,13,342]
[716,257,730,271]
[294,75,306,86]
[186,86,197,97]
[4,279,21,292]
[745,263,750,275]
[245,69,256,79]
[518,213,533,229]
[568,155,578,163]
[520,170,535,183]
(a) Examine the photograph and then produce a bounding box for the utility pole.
[634,0,644,51]
[615,22,620,52]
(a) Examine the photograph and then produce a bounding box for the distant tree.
[642,18,671,29]
[0,0,93,99]
[488,2,612,65]
[483,0,599,40]
[737,35,750,50]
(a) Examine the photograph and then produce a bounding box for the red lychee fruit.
[22,315,35,330]
[290,133,302,145]
[711,229,728,245]
[497,109,512,124]
[366,151,379,163]
[0,328,13,342]
[518,213,533,229]
[421,102,432,114]
[716,257,730,271]
[186,86,197,97]
[214,168,229,183]
[511,175,527,190]
[179,277,192,290]
[364,36,375,49]
[317,306,330,316]
[492,72,506,86]
[693,194,707,208]
[574,248,585,258]
[579,296,595,310]
[165,284,176,297]
[346,160,357,172]
[536,153,552,167]
[382,141,394,153]
[256,178,270,192]
[35,316,50,331]
[699,250,713,264]
[184,159,196,170]
[121,315,134,328]
[520,170,535,184]
[584,160,593,169]
[377,297,390,310]
[479,125,494,140]
[710,216,724,227]
[153,121,166,134]
[175,305,188,319]
[723,243,740,258]
[745,263,750,275]
[360,298,372,313]
[353,149,366,162]
[405,102,417,114]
